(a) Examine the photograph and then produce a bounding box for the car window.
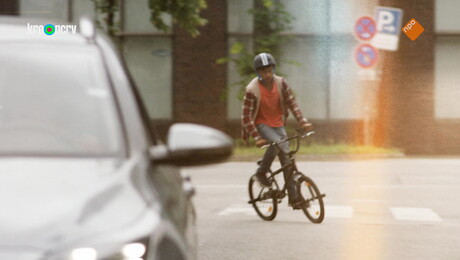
[0,43,122,157]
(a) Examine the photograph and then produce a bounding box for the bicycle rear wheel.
[296,174,325,223]
[248,175,278,221]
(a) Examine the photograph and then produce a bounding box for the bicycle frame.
[248,130,325,223]
[249,144,298,203]
[266,161,297,199]
[264,131,315,198]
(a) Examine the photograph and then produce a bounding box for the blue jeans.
[256,124,297,200]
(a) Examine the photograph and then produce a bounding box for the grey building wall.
[2,0,459,153]
[0,0,18,15]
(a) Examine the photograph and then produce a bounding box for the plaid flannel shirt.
[241,76,308,144]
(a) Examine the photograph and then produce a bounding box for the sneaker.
[255,172,271,187]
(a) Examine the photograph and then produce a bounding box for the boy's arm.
[242,91,262,141]
[282,80,309,125]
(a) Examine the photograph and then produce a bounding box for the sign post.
[353,15,381,146]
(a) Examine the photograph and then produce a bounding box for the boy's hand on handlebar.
[301,123,313,132]
[256,138,268,148]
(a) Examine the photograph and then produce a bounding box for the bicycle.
[247,130,326,223]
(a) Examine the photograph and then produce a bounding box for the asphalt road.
[183,158,460,260]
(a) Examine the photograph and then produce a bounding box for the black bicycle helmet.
[253,53,276,71]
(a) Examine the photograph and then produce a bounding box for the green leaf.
[230,42,244,54]
[147,0,208,37]
[216,57,229,64]
[263,0,273,9]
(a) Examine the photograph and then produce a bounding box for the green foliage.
[227,43,257,99]
[148,0,208,37]
[221,0,295,100]
[92,0,208,37]
[92,0,120,37]
[251,0,294,56]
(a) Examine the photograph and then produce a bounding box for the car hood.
[0,156,152,250]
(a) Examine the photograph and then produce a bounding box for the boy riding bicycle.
[241,53,312,208]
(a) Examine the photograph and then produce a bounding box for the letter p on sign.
[402,18,424,41]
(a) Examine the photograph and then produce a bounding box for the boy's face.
[257,65,274,83]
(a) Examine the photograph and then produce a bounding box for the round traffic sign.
[354,16,376,41]
[355,43,379,68]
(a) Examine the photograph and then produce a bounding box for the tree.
[148,0,207,37]
[217,0,294,99]
[92,0,207,37]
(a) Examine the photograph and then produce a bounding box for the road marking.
[390,207,442,222]
[196,184,246,188]
[325,205,354,218]
[327,199,388,204]
[218,205,256,216]
[361,184,460,189]
[217,204,444,223]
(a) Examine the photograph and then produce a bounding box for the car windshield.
[0,43,122,156]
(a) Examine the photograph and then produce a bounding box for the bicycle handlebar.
[260,130,315,150]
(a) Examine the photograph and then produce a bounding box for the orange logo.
[402,18,424,41]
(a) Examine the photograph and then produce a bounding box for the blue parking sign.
[371,6,403,51]
[375,7,403,35]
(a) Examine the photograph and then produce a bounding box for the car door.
[149,164,193,234]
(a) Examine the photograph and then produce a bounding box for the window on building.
[435,0,460,119]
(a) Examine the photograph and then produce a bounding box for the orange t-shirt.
[255,82,284,127]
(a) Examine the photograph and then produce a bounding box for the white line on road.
[390,207,442,222]
[325,205,354,218]
[196,184,246,188]
[218,204,445,223]
[218,205,256,216]
[361,184,460,189]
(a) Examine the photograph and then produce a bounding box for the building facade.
[1,0,459,154]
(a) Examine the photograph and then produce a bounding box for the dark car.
[0,17,232,260]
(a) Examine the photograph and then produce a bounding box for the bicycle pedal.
[289,200,307,210]
[291,204,303,210]
[275,191,285,199]
[289,204,302,210]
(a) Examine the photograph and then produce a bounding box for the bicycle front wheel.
[248,175,278,221]
[296,174,325,223]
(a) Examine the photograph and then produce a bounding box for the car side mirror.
[150,123,233,166]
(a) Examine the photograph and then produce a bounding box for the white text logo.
[27,23,77,36]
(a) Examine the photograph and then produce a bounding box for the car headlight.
[70,248,97,260]
[69,240,148,260]
[121,243,147,259]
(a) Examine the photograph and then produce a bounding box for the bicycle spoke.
[247,131,323,223]
[296,174,325,223]
[248,174,278,221]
